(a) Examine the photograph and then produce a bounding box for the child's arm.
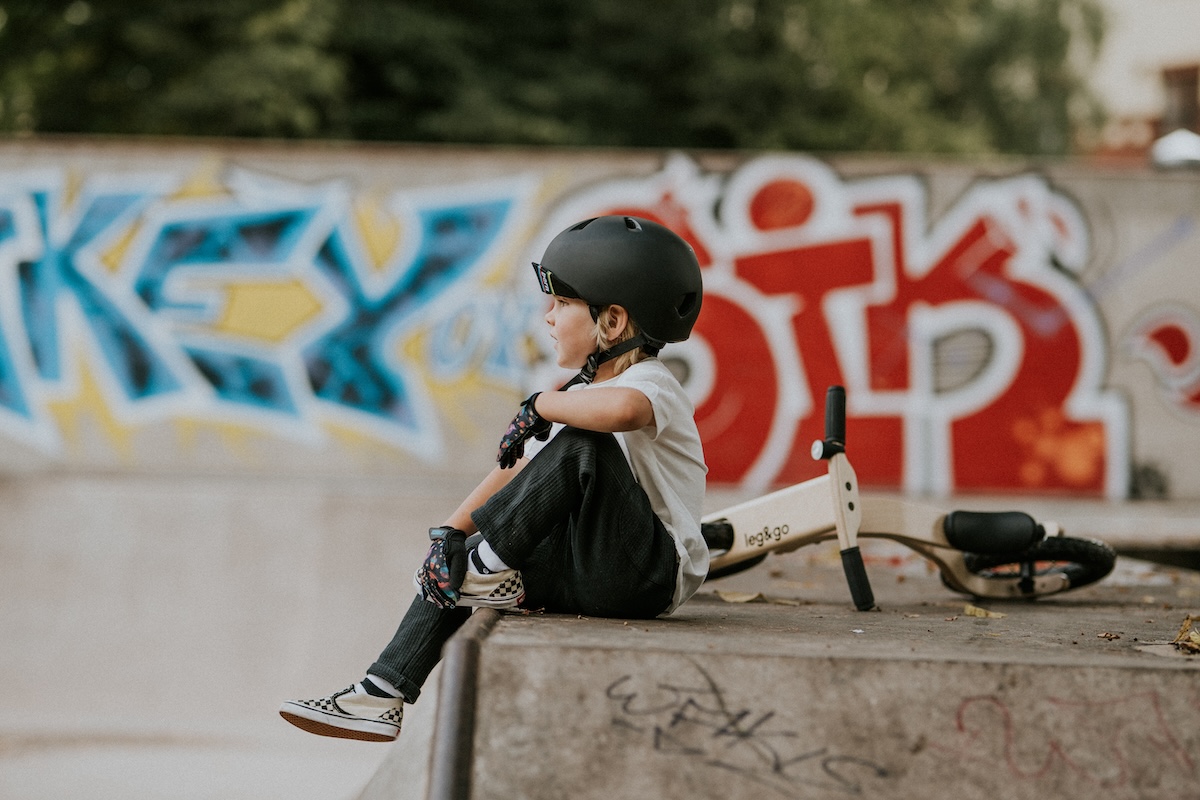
[533,387,653,433]
[493,385,654,475]
[450,384,652,531]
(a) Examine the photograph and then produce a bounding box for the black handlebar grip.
[840,546,876,610]
[825,385,846,446]
[700,519,735,552]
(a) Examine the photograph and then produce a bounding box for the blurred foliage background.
[0,0,1106,155]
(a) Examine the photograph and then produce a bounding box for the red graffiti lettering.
[546,154,1126,497]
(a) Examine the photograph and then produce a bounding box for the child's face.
[544,295,596,369]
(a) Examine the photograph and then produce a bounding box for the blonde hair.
[594,305,648,376]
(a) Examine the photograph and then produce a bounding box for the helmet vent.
[676,292,697,317]
[623,217,642,231]
[571,219,595,231]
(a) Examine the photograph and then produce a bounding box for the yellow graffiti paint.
[172,158,231,200]
[47,357,135,460]
[324,421,406,460]
[401,327,510,441]
[100,221,141,274]
[215,279,323,343]
[173,417,271,464]
[63,170,83,213]
[352,194,402,272]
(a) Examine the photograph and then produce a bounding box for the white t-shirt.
[524,358,708,613]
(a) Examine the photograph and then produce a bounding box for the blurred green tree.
[0,0,347,137]
[0,0,1105,155]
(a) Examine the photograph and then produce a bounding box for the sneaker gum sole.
[458,572,524,608]
[458,590,525,609]
[279,706,398,743]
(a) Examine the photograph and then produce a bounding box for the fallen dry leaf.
[1097,631,1121,641]
[715,590,766,604]
[963,603,1006,619]
[1172,615,1200,654]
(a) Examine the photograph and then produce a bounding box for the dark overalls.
[368,427,679,702]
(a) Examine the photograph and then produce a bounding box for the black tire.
[960,536,1116,594]
[705,552,768,581]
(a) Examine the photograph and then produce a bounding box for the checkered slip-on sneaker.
[458,568,525,609]
[279,685,403,742]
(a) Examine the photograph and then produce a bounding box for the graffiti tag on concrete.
[933,690,1197,792]
[606,661,891,796]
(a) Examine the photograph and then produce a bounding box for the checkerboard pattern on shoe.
[279,685,403,742]
[458,569,525,608]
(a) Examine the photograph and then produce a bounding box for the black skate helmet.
[532,215,702,384]
[534,214,702,338]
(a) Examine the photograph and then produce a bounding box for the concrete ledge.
[466,592,1198,800]
[356,610,503,800]
[357,669,439,800]
[427,609,502,800]
[352,530,1200,800]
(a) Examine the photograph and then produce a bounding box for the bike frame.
[703,470,1072,606]
[701,385,1082,609]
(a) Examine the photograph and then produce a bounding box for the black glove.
[415,526,468,608]
[496,393,552,469]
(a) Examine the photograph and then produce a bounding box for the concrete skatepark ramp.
[0,473,468,800]
[362,542,1200,800]
[4,473,1198,800]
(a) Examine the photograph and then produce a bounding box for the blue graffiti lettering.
[304,200,512,428]
[0,205,31,417]
[188,347,298,414]
[134,208,317,311]
[130,205,323,415]
[0,169,531,456]
[21,189,181,399]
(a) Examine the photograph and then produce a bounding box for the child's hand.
[497,393,552,469]
[415,526,468,608]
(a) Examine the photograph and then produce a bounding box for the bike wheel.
[961,536,1116,592]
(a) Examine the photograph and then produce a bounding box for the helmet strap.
[559,335,650,390]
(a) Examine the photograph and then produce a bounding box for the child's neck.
[591,361,618,384]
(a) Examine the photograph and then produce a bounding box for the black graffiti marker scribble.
[606,661,890,796]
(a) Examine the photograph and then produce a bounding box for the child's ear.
[606,305,630,338]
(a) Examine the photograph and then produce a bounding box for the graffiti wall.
[0,140,1197,499]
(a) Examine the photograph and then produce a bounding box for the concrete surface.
[0,473,471,800]
[470,568,1200,800]
[2,476,1198,800]
[360,533,1199,800]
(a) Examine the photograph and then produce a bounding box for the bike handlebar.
[825,385,846,446]
[812,385,847,461]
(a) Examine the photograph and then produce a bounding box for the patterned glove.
[496,393,552,469]
[415,526,468,608]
